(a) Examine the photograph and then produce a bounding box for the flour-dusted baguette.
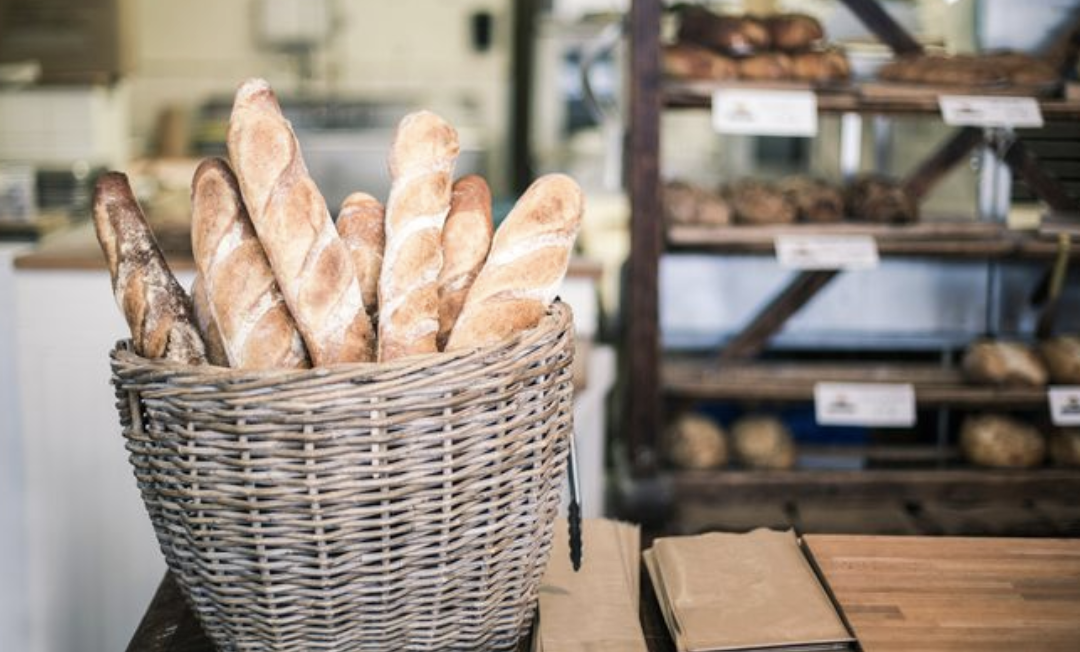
[336,192,385,319]
[378,110,460,361]
[437,174,493,350]
[93,172,207,365]
[190,274,229,367]
[227,78,375,365]
[190,157,309,370]
[445,174,583,351]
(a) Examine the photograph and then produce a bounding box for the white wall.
[125,0,513,192]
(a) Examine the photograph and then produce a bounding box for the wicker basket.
[110,302,575,652]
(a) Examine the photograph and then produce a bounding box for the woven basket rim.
[111,299,573,381]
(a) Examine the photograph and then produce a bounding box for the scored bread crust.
[377,110,460,361]
[437,175,493,350]
[337,191,385,320]
[226,78,374,364]
[93,172,207,365]
[445,173,583,351]
[190,273,229,367]
[190,157,309,369]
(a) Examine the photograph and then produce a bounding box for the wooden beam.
[625,0,664,476]
[1003,139,1079,213]
[719,271,840,361]
[902,127,983,201]
[835,0,923,56]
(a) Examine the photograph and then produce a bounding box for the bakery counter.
[6,222,611,652]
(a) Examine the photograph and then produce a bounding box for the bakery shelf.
[669,467,1080,503]
[663,79,1080,119]
[665,221,1078,259]
[662,356,1048,409]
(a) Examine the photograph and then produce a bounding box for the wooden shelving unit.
[620,0,1080,515]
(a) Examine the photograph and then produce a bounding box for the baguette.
[226,78,375,364]
[190,157,309,369]
[92,172,207,365]
[190,274,229,367]
[378,110,460,361]
[445,173,583,350]
[336,192,385,319]
[437,174,493,350]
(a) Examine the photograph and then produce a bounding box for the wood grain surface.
[804,535,1080,652]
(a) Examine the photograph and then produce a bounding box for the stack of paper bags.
[534,518,647,652]
[644,529,854,652]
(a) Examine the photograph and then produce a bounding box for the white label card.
[712,89,818,137]
[939,95,1044,128]
[775,235,880,270]
[814,382,916,428]
[1049,386,1080,426]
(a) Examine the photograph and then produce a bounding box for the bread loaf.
[1040,335,1080,384]
[962,339,1048,388]
[227,78,375,365]
[445,173,583,351]
[779,176,845,223]
[666,413,728,470]
[662,43,739,81]
[678,7,770,56]
[737,52,794,81]
[92,172,207,365]
[337,192,385,319]
[190,157,309,370]
[791,50,851,83]
[767,13,824,52]
[731,415,796,470]
[663,180,732,227]
[845,174,918,224]
[190,274,229,367]
[378,110,460,361]
[437,175,493,350]
[726,179,797,225]
[961,414,1045,469]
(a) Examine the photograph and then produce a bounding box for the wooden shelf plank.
[670,467,1080,502]
[664,81,1080,120]
[662,357,1048,408]
[666,222,1078,259]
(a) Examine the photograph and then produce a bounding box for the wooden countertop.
[12,221,605,279]
[804,535,1080,652]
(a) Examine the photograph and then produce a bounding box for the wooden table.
[804,535,1080,652]
[130,536,1080,652]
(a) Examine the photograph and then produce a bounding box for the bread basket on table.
[110,300,575,652]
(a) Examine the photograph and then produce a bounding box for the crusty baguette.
[377,110,460,361]
[445,173,583,350]
[226,78,374,365]
[336,192,385,319]
[190,157,309,370]
[92,172,207,365]
[437,175,493,350]
[190,274,229,367]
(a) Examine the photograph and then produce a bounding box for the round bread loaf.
[663,43,739,81]
[726,179,797,225]
[962,339,1048,388]
[663,180,732,227]
[737,52,794,81]
[779,176,845,223]
[666,413,728,470]
[790,50,851,83]
[767,13,824,52]
[844,174,918,224]
[677,7,770,56]
[1049,429,1080,467]
[960,414,1046,469]
[731,414,796,470]
[1040,335,1080,384]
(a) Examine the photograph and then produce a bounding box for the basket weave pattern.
[111,303,575,651]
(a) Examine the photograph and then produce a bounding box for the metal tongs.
[567,432,583,571]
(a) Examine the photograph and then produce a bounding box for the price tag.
[939,95,1044,128]
[1049,386,1080,426]
[775,235,879,270]
[814,382,916,428]
[712,89,818,137]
